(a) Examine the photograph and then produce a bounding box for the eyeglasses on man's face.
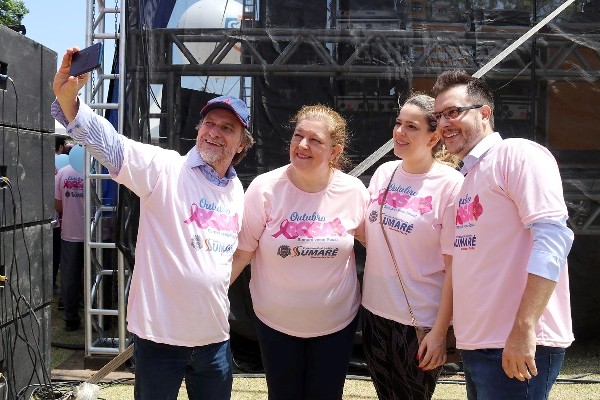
[434,105,483,121]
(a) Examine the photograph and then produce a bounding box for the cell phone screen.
[70,43,103,77]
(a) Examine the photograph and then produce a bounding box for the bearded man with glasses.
[432,70,574,400]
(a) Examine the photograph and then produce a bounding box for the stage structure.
[80,0,600,369]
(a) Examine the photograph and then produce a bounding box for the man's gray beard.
[199,146,234,170]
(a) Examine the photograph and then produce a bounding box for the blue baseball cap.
[200,96,250,128]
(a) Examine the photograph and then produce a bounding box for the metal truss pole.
[84,0,129,361]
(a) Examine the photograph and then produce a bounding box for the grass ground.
[50,294,600,399]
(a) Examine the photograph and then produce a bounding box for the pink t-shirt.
[114,138,244,347]
[453,138,574,349]
[238,166,369,337]
[362,161,463,327]
[55,165,85,242]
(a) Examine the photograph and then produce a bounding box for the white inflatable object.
[177,0,243,64]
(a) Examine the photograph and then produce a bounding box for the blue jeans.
[134,336,233,400]
[461,346,566,400]
[255,315,359,400]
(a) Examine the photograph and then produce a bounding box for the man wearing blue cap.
[51,47,254,400]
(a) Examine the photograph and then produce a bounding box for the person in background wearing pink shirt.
[231,105,369,400]
[53,136,67,296]
[55,162,85,332]
[52,47,255,400]
[433,70,574,400]
[361,93,463,399]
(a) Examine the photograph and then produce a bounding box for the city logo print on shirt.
[454,193,484,251]
[184,197,239,255]
[63,176,84,198]
[370,184,433,235]
[272,211,345,259]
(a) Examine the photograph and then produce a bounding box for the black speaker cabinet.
[0,127,55,227]
[0,25,57,132]
[0,25,55,400]
[261,0,327,28]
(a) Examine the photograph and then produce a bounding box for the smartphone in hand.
[70,43,103,76]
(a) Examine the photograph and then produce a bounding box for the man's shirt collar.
[186,148,237,186]
[460,132,502,175]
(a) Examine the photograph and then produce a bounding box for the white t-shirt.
[238,166,369,337]
[114,138,244,347]
[453,138,574,349]
[362,160,463,327]
[55,164,85,242]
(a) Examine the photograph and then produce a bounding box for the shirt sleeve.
[51,99,124,175]
[237,178,268,252]
[54,171,61,201]
[353,184,370,244]
[526,216,574,281]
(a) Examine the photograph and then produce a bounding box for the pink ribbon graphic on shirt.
[372,190,433,215]
[272,217,347,239]
[417,196,433,215]
[456,194,484,225]
[184,203,239,232]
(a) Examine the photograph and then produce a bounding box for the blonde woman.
[232,105,369,400]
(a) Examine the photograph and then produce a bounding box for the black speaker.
[0,224,53,312]
[338,0,397,12]
[0,127,55,227]
[250,40,334,175]
[158,88,218,154]
[250,73,337,177]
[0,26,57,133]
[261,0,327,28]
[0,304,51,399]
[0,26,55,399]
[0,223,52,399]
[249,0,333,174]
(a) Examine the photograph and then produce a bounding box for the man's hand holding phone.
[70,43,102,77]
[53,46,101,123]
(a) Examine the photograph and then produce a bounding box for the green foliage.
[0,0,29,27]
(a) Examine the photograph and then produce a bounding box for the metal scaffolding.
[123,25,600,236]
[126,27,600,79]
[83,0,129,360]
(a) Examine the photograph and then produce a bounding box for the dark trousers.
[362,308,441,400]
[60,240,84,322]
[52,227,61,287]
[255,314,359,400]
[134,336,233,400]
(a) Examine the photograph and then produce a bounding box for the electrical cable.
[4,121,38,400]
[0,76,55,399]
[2,281,50,399]
[0,90,19,398]
[0,373,8,400]
[50,342,85,351]
[7,281,53,399]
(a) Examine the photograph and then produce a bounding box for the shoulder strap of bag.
[379,164,420,330]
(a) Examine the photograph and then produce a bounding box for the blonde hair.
[290,104,351,170]
[403,93,460,169]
